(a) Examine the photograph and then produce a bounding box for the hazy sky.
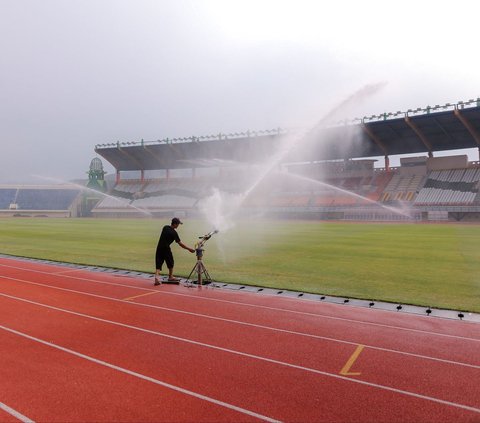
[1,0,479,183]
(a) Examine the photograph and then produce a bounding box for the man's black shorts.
[155,246,174,270]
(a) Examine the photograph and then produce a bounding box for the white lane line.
[0,276,479,370]
[0,325,279,423]
[0,264,478,343]
[1,293,480,416]
[0,402,34,423]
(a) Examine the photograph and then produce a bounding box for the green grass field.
[0,217,479,312]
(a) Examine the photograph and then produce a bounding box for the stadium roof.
[95,99,480,172]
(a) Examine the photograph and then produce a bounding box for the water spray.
[32,174,153,217]
[198,83,388,230]
[274,170,414,219]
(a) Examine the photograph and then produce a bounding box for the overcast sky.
[1,0,479,183]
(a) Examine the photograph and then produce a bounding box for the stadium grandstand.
[0,159,106,218]
[92,98,480,222]
[6,98,479,221]
[92,99,480,221]
[0,184,83,217]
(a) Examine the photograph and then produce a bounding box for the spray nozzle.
[198,229,219,240]
[195,229,218,249]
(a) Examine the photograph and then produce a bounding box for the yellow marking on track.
[123,291,160,301]
[340,344,365,376]
[52,269,84,275]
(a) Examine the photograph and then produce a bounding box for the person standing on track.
[154,217,195,285]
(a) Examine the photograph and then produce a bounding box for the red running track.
[0,256,479,422]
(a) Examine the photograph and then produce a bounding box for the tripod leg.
[185,262,198,286]
[197,260,206,285]
[197,273,202,285]
[201,263,212,285]
[203,271,212,286]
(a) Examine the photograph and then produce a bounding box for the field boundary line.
[123,291,160,301]
[0,401,35,423]
[1,294,480,416]
[50,268,85,275]
[1,275,480,371]
[0,264,478,343]
[0,325,279,423]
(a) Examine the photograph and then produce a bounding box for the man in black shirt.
[154,217,195,285]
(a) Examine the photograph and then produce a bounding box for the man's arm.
[178,241,195,253]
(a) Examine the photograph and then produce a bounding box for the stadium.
[3,97,479,221]
[3,0,480,420]
[1,96,479,311]
[1,98,480,422]
[91,97,480,222]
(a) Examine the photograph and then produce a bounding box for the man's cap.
[171,217,183,225]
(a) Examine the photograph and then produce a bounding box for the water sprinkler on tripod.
[186,229,218,286]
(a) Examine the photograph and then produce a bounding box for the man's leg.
[154,249,166,285]
[154,268,162,285]
[165,251,179,282]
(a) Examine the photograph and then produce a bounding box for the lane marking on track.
[123,291,160,301]
[50,269,85,275]
[1,293,480,415]
[340,345,365,376]
[0,278,479,370]
[0,261,479,343]
[0,325,279,423]
[0,401,35,423]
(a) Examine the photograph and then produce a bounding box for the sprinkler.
[185,229,218,286]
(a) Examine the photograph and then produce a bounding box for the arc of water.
[275,170,412,218]
[32,175,153,217]
[201,83,390,229]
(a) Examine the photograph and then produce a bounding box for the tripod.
[186,247,212,285]
[185,230,218,286]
